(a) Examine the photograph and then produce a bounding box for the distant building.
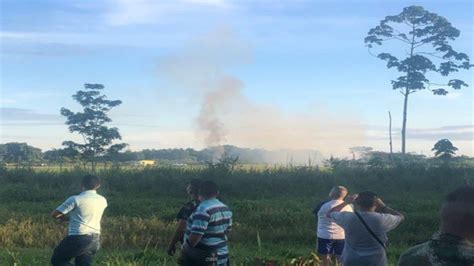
[139,160,155,166]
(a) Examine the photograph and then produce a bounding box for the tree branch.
[413,42,427,49]
[367,47,379,58]
[415,52,446,61]
[391,36,411,44]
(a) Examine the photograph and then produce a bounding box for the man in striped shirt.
[179,180,233,266]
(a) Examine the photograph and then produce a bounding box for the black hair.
[199,180,219,198]
[188,179,202,196]
[445,186,474,204]
[82,174,101,190]
[355,191,378,209]
[441,186,474,231]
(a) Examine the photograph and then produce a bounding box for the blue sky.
[1,0,473,157]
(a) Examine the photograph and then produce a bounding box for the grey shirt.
[330,211,403,266]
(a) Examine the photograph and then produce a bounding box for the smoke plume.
[158,27,366,157]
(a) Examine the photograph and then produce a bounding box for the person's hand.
[375,198,386,208]
[167,244,176,256]
[345,194,358,204]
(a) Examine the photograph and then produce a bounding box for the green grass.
[0,165,472,265]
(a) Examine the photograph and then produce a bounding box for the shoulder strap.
[354,211,386,250]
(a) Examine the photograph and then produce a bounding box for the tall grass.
[0,165,472,265]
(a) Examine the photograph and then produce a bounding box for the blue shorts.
[317,237,345,255]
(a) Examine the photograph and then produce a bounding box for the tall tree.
[365,6,472,154]
[432,139,458,159]
[61,83,126,172]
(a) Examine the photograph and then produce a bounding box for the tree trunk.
[401,90,409,154]
[402,24,416,155]
[388,111,393,155]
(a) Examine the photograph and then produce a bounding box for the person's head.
[81,174,101,191]
[186,179,202,199]
[198,180,219,200]
[329,186,348,200]
[440,186,474,241]
[354,191,378,212]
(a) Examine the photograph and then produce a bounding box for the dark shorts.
[51,234,100,266]
[317,237,345,256]
[178,242,218,266]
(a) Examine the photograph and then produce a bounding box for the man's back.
[330,212,402,265]
[56,190,108,235]
[398,233,474,266]
[317,199,352,239]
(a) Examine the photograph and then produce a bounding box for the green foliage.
[432,139,458,159]
[43,147,79,164]
[60,83,126,171]
[206,155,239,173]
[0,142,43,164]
[349,146,373,160]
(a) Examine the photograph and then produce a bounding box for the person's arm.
[376,198,405,220]
[167,219,187,256]
[186,210,210,247]
[51,210,69,222]
[188,233,203,247]
[51,196,75,222]
[327,194,358,218]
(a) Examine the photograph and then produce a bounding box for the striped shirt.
[184,198,233,265]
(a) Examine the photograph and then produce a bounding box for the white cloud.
[105,0,166,26]
[184,0,229,7]
[0,107,61,122]
[105,0,231,26]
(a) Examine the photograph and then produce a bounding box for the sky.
[0,0,473,157]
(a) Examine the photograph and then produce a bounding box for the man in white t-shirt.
[327,191,404,266]
[50,174,108,266]
[314,186,352,266]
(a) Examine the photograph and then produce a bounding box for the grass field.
[0,165,472,265]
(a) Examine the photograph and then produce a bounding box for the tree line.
[0,142,217,166]
[0,139,467,168]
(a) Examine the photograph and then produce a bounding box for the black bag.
[179,241,218,266]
